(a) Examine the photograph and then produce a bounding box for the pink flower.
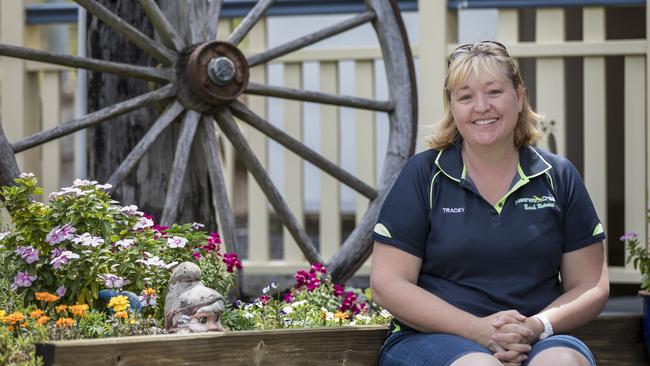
[133,216,154,231]
[283,292,294,303]
[339,291,361,314]
[310,263,327,274]
[333,284,345,297]
[305,276,321,292]
[11,271,37,291]
[203,232,222,252]
[259,295,271,304]
[192,251,202,260]
[15,246,39,264]
[222,252,242,273]
[45,224,76,245]
[294,270,309,288]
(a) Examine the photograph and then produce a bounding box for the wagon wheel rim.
[0,0,417,283]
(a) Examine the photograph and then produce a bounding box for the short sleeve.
[372,152,434,258]
[559,161,606,252]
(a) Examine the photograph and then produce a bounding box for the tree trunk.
[87,0,217,230]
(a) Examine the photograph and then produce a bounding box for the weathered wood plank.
[37,326,387,366]
[0,124,20,190]
[137,0,185,52]
[36,315,648,366]
[74,0,176,65]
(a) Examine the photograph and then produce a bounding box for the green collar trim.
[493,163,530,214]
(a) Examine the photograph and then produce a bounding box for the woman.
[370,41,609,366]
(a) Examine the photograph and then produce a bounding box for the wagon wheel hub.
[181,41,249,111]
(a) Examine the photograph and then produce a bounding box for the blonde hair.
[425,42,543,150]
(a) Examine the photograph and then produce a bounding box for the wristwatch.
[532,314,554,340]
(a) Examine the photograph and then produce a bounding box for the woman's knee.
[450,352,502,366]
[528,347,591,366]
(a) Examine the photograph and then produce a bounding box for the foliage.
[0,174,240,310]
[222,263,391,331]
[621,232,650,292]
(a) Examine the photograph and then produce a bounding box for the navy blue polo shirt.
[373,140,605,317]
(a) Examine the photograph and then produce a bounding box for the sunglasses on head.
[447,40,509,65]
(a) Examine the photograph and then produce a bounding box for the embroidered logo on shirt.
[515,195,556,211]
[442,207,465,214]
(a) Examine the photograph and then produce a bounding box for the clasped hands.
[468,310,543,366]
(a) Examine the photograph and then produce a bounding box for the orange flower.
[113,311,128,319]
[36,316,51,326]
[29,310,45,319]
[55,305,68,313]
[142,287,157,296]
[4,312,25,325]
[35,292,60,303]
[55,317,75,328]
[19,322,29,328]
[333,311,349,321]
[6,325,14,331]
[69,304,89,317]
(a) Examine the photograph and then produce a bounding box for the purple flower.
[99,274,130,289]
[11,271,37,291]
[192,222,205,231]
[50,250,80,269]
[133,216,154,230]
[45,224,76,245]
[620,232,638,242]
[121,205,143,216]
[15,246,39,264]
[138,293,157,307]
[56,286,67,297]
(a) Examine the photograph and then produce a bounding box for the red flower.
[283,292,294,303]
[222,252,242,273]
[333,284,344,297]
[259,295,271,304]
[339,291,361,314]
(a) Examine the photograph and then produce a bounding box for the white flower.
[0,232,10,241]
[243,312,255,319]
[121,205,143,216]
[380,309,392,318]
[96,183,112,190]
[262,285,270,294]
[164,261,179,269]
[166,236,188,249]
[354,314,371,323]
[283,318,293,326]
[72,233,104,247]
[73,178,98,187]
[282,306,293,315]
[191,222,205,230]
[292,300,307,307]
[19,172,35,178]
[270,281,278,289]
[114,238,135,249]
[244,304,253,311]
[133,216,154,230]
[136,255,166,268]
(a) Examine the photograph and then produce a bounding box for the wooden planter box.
[36,314,648,366]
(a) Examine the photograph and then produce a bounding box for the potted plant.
[621,232,650,357]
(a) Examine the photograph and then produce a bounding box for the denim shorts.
[379,327,597,366]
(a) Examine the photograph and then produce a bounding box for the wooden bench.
[36,314,647,366]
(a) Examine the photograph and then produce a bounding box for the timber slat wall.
[36,315,647,366]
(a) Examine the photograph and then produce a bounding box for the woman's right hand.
[466,310,531,364]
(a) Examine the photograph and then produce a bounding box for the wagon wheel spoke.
[214,108,323,264]
[13,85,176,153]
[199,115,240,255]
[160,110,201,226]
[226,0,275,46]
[137,0,185,52]
[230,100,377,200]
[245,82,394,113]
[74,0,176,65]
[247,10,376,67]
[108,101,185,192]
[204,0,224,41]
[0,44,172,83]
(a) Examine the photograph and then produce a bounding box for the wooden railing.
[0,1,648,284]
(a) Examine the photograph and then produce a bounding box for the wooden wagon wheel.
[0,0,417,283]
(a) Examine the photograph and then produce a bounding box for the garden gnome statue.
[164,261,225,333]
